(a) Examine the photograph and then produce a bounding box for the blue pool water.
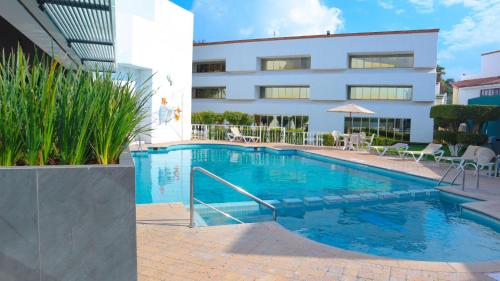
[133,144,500,262]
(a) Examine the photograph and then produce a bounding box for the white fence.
[192,124,328,146]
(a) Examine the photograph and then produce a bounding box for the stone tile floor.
[135,141,500,281]
[137,204,499,281]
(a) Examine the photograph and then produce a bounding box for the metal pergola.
[37,0,115,69]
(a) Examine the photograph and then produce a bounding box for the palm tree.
[436,65,454,104]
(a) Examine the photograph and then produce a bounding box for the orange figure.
[174,107,182,121]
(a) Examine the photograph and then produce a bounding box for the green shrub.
[372,137,401,146]
[456,133,488,145]
[430,105,500,133]
[191,111,223,125]
[322,134,333,146]
[222,111,253,125]
[0,48,152,166]
[433,131,458,145]
[434,130,487,146]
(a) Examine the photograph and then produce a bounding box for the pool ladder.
[438,162,480,190]
[189,167,277,228]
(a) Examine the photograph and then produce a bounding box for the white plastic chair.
[331,131,342,148]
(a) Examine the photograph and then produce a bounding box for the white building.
[453,50,500,105]
[115,0,193,144]
[192,29,439,143]
[0,0,193,145]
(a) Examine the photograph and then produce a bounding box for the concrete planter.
[0,152,137,281]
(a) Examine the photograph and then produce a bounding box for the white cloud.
[378,0,395,9]
[440,0,500,58]
[441,0,496,10]
[377,0,406,13]
[239,27,254,37]
[408,0,435,13]
[262,0,343,37]
[192,0,227,19]
[192,0,343,39]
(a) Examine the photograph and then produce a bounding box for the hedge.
[192,111,253,125]
[430,105,500,133]
[222,111,253,125]
[191,111,224,125]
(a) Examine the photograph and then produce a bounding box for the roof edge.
[194,28,440,47]
[453,76,500,88]
[481,50,500,56]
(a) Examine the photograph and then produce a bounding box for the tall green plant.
[91,73,152,165]
[0,49,24,166]
[1,48,153,166]
[22,53,61,165]
[57,69,97,164]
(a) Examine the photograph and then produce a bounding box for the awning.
[37,0,115,70]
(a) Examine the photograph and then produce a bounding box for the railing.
[192,124,329,146]
[438,162,480,190]
[189,167,276,227]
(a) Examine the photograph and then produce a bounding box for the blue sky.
[171,0,500,80]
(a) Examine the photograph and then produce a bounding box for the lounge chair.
[401,143,444,163]
[370,143,409,157]
[474,147,497,177]
[227,127,260,143]
[440,145,480,167]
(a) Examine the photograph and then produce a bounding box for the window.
[261,57,311,71]
[480,88,500,97]
[345,117,411,141]
[260,86,310,99]
[350,54,414,69]
[254,115,309,131]
[192,87,226,99]
[193,61,225,73]
[348,86,412,100]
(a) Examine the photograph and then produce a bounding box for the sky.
[171,0,500,80]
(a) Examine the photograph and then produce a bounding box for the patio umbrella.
[327,103,375,133]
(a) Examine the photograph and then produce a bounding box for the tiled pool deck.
[135,141,500,281]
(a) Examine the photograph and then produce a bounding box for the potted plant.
[0,49,151,281]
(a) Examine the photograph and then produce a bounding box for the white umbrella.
[327,103,375,133]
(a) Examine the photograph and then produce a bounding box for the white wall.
[461,51,500,80]
[481,51,500,78]
[115,0,193,144]
[456,83,500,105]
[193,30,438,143]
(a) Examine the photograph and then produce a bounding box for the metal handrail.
[189,166,276,228]
[193,198,244,224]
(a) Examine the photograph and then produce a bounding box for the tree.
[436,65,454,104]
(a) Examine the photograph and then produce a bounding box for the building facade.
[453,50,500,105]
[115,0,194,144]
[0,0,194,145]
[192,29,439,143]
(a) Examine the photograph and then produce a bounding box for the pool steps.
[195,188,441,218]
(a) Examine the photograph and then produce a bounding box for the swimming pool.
[132,144,500,262]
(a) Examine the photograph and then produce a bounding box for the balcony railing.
[191,124,328,146]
